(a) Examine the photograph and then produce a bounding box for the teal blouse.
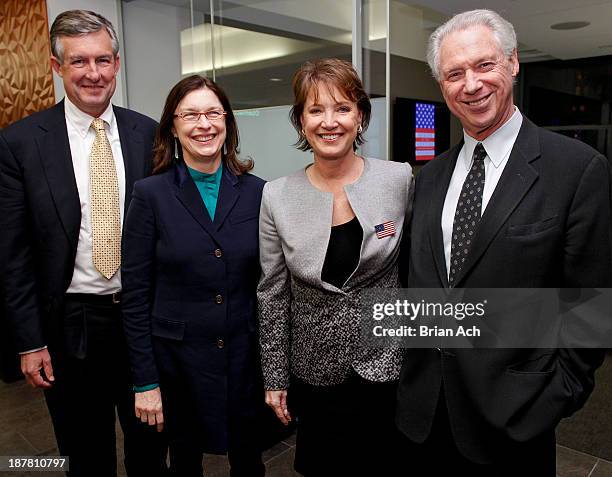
[187,163,223,220]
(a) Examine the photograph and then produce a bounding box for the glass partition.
[360,0,388,160]
[122,0,356,179]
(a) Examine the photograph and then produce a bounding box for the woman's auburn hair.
[290,58,371,152]
[152,75,253,175]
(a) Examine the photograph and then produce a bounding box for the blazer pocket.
[151,317,185,341]
[506,352,557,375]
[506,215,559,237]
[230,212,258,225]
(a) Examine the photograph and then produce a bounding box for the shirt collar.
[64,96,115,138]
[461,107,523,171]
[188,162,223,188]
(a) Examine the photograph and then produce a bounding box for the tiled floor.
[1,378,611,477]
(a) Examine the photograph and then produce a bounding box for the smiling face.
[300,82,362,162]
[51,29,119,117]
[438,25,519,141]
[172,87,226,171]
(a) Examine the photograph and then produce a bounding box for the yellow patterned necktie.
[89,118,121,279]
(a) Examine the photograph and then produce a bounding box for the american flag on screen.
[415,102,435,161]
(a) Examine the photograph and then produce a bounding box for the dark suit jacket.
[121,162,265,453]
[397,117,612,463]
[0,101,157,353]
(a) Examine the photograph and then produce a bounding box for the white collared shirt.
[441,107,523,278]
[64,96,126,294]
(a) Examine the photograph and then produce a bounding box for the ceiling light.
[550,21,590,30]
[269,78,283,82]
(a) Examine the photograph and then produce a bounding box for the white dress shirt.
[64,97,126,294]
[442,107,523,277]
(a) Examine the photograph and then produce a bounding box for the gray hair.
[427,9,517,81]
[50,10,119,63]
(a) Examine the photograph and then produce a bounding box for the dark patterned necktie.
[448,143,487,286]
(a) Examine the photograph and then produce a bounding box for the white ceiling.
[413,0,612,61]
[146,0,612,62]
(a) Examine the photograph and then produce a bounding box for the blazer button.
[214,248,222,258]
[216,338,225,349]
[215,294,223,304]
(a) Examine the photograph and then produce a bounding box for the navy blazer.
[121,161,265,452]
[0,101,156,352]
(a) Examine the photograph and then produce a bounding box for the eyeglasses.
[173,110,227,122]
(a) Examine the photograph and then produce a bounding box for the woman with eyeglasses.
[121,75,266,476]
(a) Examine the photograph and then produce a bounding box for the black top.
[321,216,363,288]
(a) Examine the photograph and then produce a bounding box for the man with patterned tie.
[397,9,612,476]
[0,10,167,476]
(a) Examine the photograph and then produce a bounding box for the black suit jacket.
[397,117,612,463]
[0,101,157,353]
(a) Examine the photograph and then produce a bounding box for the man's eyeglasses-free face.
[173,110,227,122]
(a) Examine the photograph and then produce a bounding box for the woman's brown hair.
[290,58,371,152]
[152,75,253,175]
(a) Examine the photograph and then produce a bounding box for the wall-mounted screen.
[393,98,451,165]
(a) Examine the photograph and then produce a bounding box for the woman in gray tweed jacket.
[257,58,412,476]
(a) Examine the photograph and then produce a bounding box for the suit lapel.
[429,143,462,287]
[115,106,145,219]
[35,101,81,251]
[173,162,220,245]
[453,118,541,286]
[213,166,239,231]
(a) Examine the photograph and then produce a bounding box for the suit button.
[216,339,225,349]
[215,294,223,304]
[214,248,222,258]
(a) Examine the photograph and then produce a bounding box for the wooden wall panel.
[0,0,55,129]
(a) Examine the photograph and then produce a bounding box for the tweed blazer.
[258,157,412,389]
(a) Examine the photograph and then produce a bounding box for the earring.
[174,137,179,160]
[358,124,363,134]
[223,143,228,155]
[301,129,306,136]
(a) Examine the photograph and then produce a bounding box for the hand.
[21,349,54,389]
[265,389,291,425]
[135,387,164,432]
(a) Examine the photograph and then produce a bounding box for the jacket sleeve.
[257,183,292,390]
[558,152,612,415]
[121,180,159,386]
[0,131,45,352]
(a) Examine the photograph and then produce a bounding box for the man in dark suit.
[0,10,167,476]
[397,9,612,476]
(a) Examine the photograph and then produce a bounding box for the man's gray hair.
[427,9,517,81]
[50,10,119,63]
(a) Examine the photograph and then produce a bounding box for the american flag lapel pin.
[375,220,396,239]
